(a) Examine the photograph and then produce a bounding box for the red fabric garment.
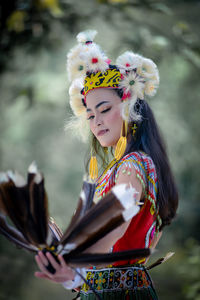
[95,151,158,266]
[112,200,155,266]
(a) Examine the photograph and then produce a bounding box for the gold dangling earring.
[132,123,137,137]
[114,120,128,161]
[89,150,98,180]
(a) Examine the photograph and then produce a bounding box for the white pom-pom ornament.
[137,58,158,79]
[144,80,158,97]
[80,43,108,73]
[77,30,97,44]
[69,79,84,116]
[116,51,143,71]
[67,58,86,82]
[69,79,83,96]
[70,94,85,116]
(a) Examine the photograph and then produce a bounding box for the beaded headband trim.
[83,68,121,96]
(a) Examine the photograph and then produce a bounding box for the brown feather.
[0,167,48,246]
[28,171,49,245]
[59,191,128,257]
[0,213,37,252]
[47,217,63,246]
[0,178,30,241]
[63,214,124,259]
[59,181,95,241]
[60,191,123,246]
[81,180,96,213]
[146,252,175,270]
[0,173,9,215]
[59,184,139,256]
[65,248,152,266]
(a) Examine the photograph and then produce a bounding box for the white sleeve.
[62,268,87,290]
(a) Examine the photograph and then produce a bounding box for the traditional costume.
[66,30,161,299]
[0,30,176,300]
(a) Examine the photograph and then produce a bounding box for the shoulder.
[114,152,147,200]
[115,151,157,195]
[117,151,156,175]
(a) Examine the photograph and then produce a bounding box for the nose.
[95,113,102,127]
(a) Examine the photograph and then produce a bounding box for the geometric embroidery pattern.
[81,265,152,294]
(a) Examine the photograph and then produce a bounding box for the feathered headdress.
[66,30,160,140]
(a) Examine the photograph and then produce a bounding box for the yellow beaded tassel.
[114,120,128,161]
[89,155,98,180]
[114,136,127,161]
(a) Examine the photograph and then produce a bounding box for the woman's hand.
[34,251,75,283]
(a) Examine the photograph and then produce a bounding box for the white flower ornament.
[119,71,145,101]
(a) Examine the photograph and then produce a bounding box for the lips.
[97,129,109,136]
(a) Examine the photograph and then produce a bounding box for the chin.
[98,137,119,148]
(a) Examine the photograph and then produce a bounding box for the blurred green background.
[0,0,200,299]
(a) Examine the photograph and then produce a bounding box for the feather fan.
[0,163,151,272]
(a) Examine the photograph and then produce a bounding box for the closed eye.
[87,107,111,120]
[87,115,94,120]
[101,107,111,114]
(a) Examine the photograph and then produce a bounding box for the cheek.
[107,109,122,129]
[105,109,123,145]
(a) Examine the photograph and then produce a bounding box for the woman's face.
[86,88,123,148]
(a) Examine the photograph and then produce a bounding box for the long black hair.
[123,97,178,230]
[86,88,178,230]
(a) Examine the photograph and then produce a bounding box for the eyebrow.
[86,101,110,112]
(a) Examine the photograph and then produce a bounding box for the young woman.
[35,30,178,300]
